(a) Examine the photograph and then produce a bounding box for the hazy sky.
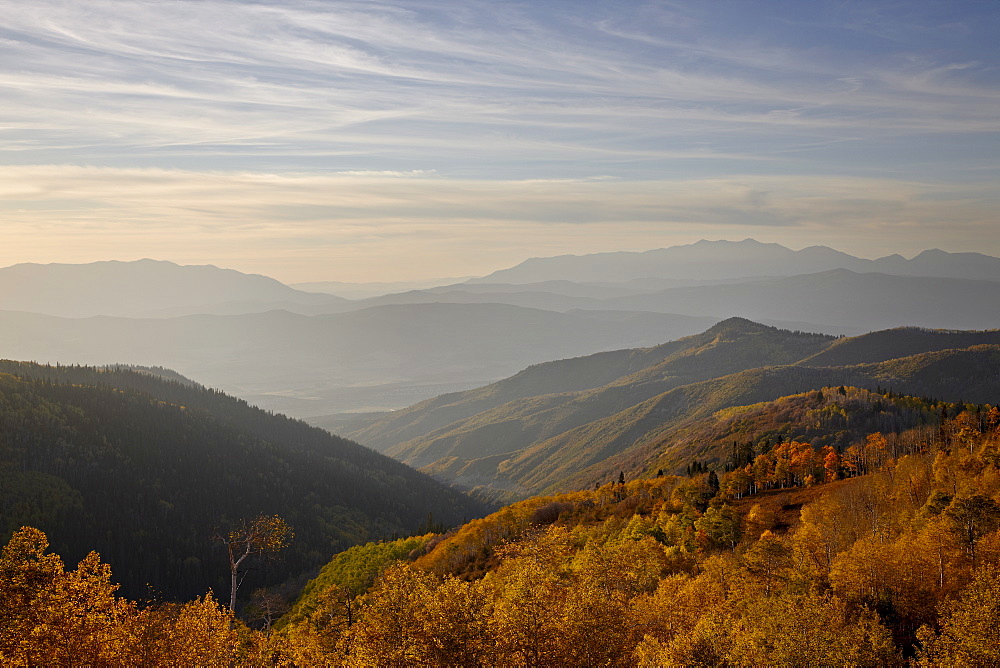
[2,0,998,282]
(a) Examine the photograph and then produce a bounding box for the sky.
[1,0,998,283]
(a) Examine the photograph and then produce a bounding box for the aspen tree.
[214,514,292,613]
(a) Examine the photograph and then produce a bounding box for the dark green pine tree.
[707,470,720,496]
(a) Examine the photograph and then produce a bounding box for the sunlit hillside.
[352,319,1000,503]
[5,405,1000,664]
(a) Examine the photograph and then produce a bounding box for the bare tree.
[214,514,292,613]
[247,587,291,632]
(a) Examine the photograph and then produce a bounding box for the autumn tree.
[135,592,240,665]
[0,527,141,665]
[481,529,573,665]
[742,503,775,541]
[694,504,741,550]
[635,576,898,666]
[944,494,1000,569]
[346,563,450,665]
[917,566,1000,666]
[741,530,791,596]
[0,526,287,665]
[214,514,293,613]
[632,573,727,666]
[719,591,898,666]
[246,587,290,631]
[0,526,65,656]
[721,464,753,499]
[822,444,840,482]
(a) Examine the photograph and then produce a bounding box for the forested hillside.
[7,406,1000,664]
[496,346,1000,497]
[270,405,1000,664]
[0,361,489,602]
[351,320,1000,501]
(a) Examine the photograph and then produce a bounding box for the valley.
[2,240,999,664]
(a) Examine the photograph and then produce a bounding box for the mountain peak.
[705,317,775,337]
[689,238,784,250]
[693,238,760,245]
[0,258,331,318]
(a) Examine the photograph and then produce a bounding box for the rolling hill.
[501,345,1000,496]
[348,320,1000,500]
[354,319,834,456]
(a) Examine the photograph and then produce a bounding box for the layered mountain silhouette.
[0,259,344,318]
[1,240,997,417]
[346,319,1000,501]
[471,238,1000,284]
[328,269,1000,332]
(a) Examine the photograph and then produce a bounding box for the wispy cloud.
[0,1,997,278]
[2,1,997,167]
[0,165,994,280]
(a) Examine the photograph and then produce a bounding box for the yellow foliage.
[345,563,442,666]
[720,591,898,666]
[0,527,258,666]
[0,528,141,665]
[917,566,1000,667]
[138,593,240,666]
[5,411,1000,664]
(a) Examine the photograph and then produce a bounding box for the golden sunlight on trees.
[5,408,1000,664]
[944,494,1000,569]
[718,591,898,666]
[134,593,240,665]
[0,528,135,665]
[0,527,248,665]
[917,566,1000,666]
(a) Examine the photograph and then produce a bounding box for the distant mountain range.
[471,238,1000,284]
[343,319,1000,501]
[0,259,344,318]
[1,240,997,417]
[326,269,1000,332]
[291,277,473,300]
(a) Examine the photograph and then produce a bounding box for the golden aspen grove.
[3,403,1000,665]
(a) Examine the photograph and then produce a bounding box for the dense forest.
[0,361,489,603]
[4,402,1000,664]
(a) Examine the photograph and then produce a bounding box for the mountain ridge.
[349,321,1000,500]
[0,258,345,318]
[0,360,490,602]
[471,239,1000,285]
[5,242,999,419]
